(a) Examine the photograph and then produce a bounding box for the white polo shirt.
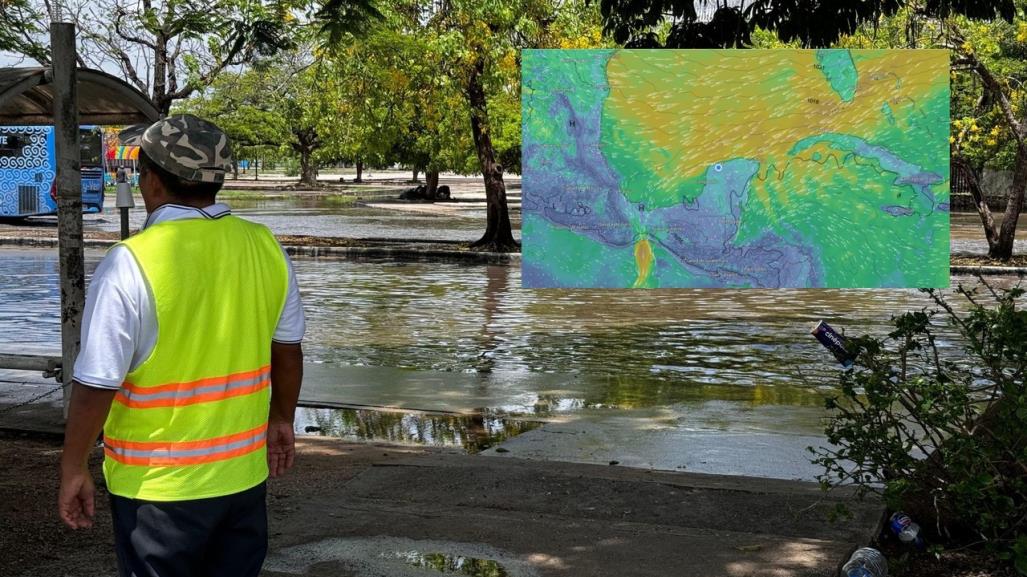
[72,203,306,390]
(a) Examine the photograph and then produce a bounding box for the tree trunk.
[465,57,518,252]
[954,155,1000,250]
[299,150,317,187]
[412,167,420,183]
[962,48,1026,261]
[232,159,239,180]
[355,160,363,183]
[992,145,1027,260]
[254,158,259,181]
[426,170,439,199]
[293,129,320,188]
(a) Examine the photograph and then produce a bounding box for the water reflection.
[392,550,509,576]
[295,406,541,452]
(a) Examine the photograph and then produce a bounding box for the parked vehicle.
[0,125,105,218]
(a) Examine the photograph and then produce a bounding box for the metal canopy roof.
[0,67,159,125]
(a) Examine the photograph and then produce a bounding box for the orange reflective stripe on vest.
[104,423,268,467]
[114,365,271,409]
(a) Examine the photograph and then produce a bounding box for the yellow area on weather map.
[632,237,654,288]
[601,49,948,209]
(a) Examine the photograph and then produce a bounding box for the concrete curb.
[0,235,521,264]
[950,265,1027,276]
[283,244,520,265]
[0,236,114,250]
[4,235,1024,271]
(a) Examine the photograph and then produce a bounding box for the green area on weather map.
[521,49,951,289]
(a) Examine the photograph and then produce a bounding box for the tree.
[320,20,440,186]
[175,69,292,177]
[317,0,605,251]
[595,0,1014,48]
[596,0,1026,260]
[284,62,330,186]
[948,12,1027,260]
[834,4,1027,261]
[4,0,301,116]
[0,0,50,65]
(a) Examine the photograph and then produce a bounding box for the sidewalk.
[262,449,882,577]
[0,431,882,577]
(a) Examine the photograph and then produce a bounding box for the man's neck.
[152,196,216,212]
[165,196,216,209]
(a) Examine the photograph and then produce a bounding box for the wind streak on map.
[521,49,950,288]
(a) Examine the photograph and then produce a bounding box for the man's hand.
[59,382,115,530]
[268,341,302,479]
[59,468,96,529]
[267,418,295,478]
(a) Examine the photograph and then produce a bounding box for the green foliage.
[282,158,300,177]
[0,0,48,63]
[175,68,290,161]
[595,0,1014,48]
[949,6,1027,173]
[1005,534,1027,574]
[316,0,383,47]
[312,0,605,176]
[812,278,1027,565]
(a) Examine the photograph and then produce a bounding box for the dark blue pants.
[109,482,268,577]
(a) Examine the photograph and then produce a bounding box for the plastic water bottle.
[841,547,888,577]
[889,512,924,548]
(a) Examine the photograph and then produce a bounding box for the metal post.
[51,22,84,417]
[116,166,134,239]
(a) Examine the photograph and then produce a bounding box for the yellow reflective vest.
[102,215,289,501]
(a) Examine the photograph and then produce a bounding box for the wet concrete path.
[261,440,882,577]
[0,431,882,577]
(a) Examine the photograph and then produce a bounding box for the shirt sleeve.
[272,244,306,344]
[72,246,145,390]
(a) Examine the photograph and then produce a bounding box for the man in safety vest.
[58,114,305,577]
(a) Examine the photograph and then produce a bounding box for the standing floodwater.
[0,247,1011,477]
[0,246,985,407]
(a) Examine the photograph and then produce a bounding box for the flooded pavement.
[12,197,1008,248]
[68,194,523,242]
[951,212,1027,254]
[0,250,1014,405]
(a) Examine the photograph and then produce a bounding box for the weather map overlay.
[521,49,950,288]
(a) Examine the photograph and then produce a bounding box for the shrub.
[812,278,1027,570]
[283,158,300,177]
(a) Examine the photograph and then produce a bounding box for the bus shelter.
[0,57,158,414]
[0,67,157,125]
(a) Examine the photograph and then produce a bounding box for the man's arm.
[59,382,117,529]
[267,342,303,478]
[58,246,144,529]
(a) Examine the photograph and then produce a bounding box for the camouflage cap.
[119,114,233,184]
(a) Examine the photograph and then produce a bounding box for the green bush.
[812,279,1027,569]
[283,158,300,177]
